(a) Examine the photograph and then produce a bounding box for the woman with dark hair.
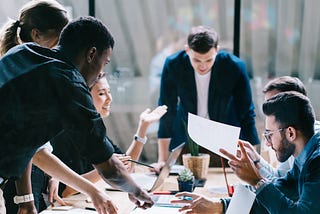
[0,0,68,56]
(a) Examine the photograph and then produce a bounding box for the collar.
[295,132,320,171]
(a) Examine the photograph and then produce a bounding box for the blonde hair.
[0,0,68,56]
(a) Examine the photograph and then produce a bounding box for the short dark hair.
[262,91,315,140]
[263,76,307,96]
[187,26,219,53]
[58,16,114,58]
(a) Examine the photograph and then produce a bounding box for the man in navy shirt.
[0,16,153,213]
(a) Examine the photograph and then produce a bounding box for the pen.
[128,159,154,169]
[153,191,178,195]
[85,207,96,211]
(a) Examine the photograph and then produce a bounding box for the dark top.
[158,50,260,148]
[251,131,320,213]
[0,43,114,178]
[52,131,122,175]
[51,131,122,196]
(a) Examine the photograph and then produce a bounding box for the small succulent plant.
[178,168,194,182]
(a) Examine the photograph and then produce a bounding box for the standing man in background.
[153,26,260,171]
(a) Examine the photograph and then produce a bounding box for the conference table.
[41,167,240,214]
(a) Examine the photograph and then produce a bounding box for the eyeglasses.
[262,128,287,144]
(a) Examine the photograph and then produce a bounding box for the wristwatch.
[133,134,147,144]
[13,194,34,204]
[254,178,267,191]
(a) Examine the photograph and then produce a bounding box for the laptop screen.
[149,142,185,192]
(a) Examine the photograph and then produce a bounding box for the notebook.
[106,142,185,192]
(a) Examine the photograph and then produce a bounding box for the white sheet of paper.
[187,113,240,159]
[41,208,96,213]
[226,184,256,214]
[130,206,180,214]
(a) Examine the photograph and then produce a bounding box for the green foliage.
[182,119,199,156]
[178,168,194,182]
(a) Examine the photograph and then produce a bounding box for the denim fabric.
[251,132,320,213]
[31,165,48,212]
[3,165,48,213]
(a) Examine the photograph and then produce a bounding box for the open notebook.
[106,142,185,192]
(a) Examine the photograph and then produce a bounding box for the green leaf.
[182,119,199,156]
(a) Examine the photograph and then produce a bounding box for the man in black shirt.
[0,16,153,213]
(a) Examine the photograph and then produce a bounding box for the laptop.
[106,142,185,192]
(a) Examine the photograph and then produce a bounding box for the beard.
[275,137,295,163]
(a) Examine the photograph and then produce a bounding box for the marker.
[128,159,154,169]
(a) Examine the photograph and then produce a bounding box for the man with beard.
[174,91,320,213]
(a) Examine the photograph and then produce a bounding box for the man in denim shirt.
[175,91,320,213]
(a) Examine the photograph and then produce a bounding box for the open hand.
[219,140,262,186]
[139,105,167,124]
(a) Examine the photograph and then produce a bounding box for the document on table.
[130,206,180,214]
[226,184,256,214]
[41,208,97,213]
[187,113,240,160]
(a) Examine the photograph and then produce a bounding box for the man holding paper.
[154,25,260,171]
[174,91,320,213]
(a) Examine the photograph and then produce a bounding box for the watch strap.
[13,194,34,204]
[133,134,147,144]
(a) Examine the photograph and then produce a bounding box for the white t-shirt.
[194,71,211,119]
[36,141,53,153]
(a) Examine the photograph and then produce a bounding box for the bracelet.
[13,194,34,204]
[133,134,147,144]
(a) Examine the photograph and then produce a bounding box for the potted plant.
[177,168,195,192]
[182,120,210,179]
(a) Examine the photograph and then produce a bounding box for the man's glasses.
[262,128,287,144]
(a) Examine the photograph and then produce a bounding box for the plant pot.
[182,153,210,179]
[177,177,195,192]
